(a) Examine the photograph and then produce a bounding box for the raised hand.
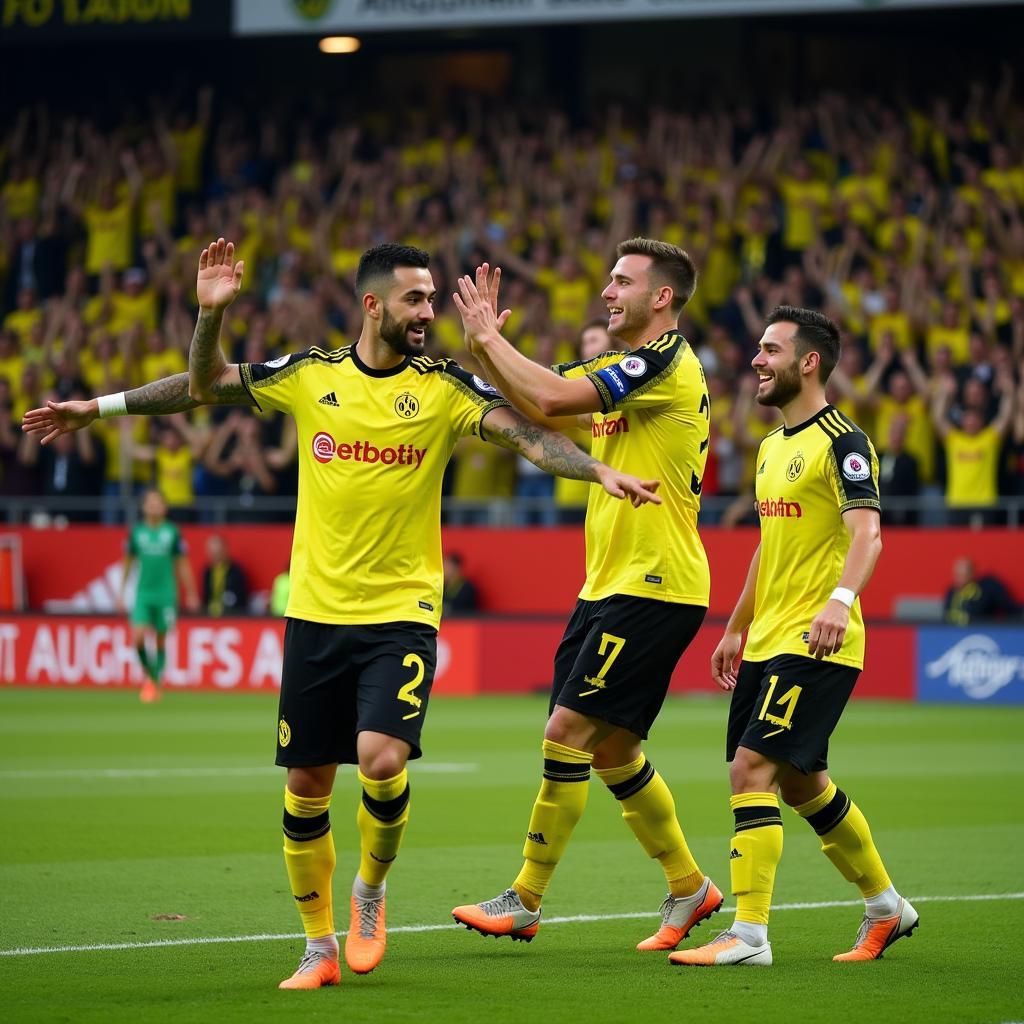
[453,263,511,351]
[21,399,97,445]
[196,237,244,312]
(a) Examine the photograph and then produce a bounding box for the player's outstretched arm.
[189,237,244,403]
[21,372,255,445]
[454,269,603,417]
[480,405,660,507]
[711,543,761,691]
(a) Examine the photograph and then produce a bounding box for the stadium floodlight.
[318,36,361,54]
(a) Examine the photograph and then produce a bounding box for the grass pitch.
[1,689,1021,1024]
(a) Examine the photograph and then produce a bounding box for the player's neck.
[625,316,679,350]
[355,332,409,371]
[143,517,163,528]
[779,389,829,430]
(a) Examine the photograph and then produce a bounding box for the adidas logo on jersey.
[318,392,340,407]
[294,891,320,902]
[527,831,548,845]
[729,849,742,859]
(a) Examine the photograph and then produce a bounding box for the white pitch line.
[0,763,477,780]
[2,892,1020,958]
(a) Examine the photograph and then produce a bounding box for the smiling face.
[601,254,665,344]
[373,266,436,357]
[751,322,812,408]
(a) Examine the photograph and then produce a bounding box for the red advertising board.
[0,617,479,696]
[3,525,1021,620]
[0,615,914,699]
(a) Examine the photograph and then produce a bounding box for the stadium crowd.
[2,70,1023,524]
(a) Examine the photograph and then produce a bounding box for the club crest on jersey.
[842,452,870,481]
[619,355,647,378]
[472,375,498,394]
[394,392,420,419]
[786,453,805,482]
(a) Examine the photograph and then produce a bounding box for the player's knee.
[544,707,602,751]
[779,772,829,807]
[729,748,777,793]
[359,748,407,781]
[286,765,335,799]
[591,734,641,771]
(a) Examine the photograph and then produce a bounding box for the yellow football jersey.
[554,331,710,607]
[241,346,508,628]
[744,406,880,670]
[944,427,1001,507]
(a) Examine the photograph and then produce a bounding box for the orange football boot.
[452,889,541,942]
[833,898,919,961]
[278,950,341,989]
[669,929,773,966]
[345,893,386,974]
[637,878,724,951]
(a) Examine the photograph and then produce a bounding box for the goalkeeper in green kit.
[119,489,200,702]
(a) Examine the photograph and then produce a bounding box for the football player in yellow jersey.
[672,307,917,969]
[22,239,659,993]
[450,239,724,954]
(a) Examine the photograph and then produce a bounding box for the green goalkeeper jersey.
[128,521,183,603]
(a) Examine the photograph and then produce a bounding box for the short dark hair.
[355,243,430,295]
[765,305,841,382]
[615,237,697,314]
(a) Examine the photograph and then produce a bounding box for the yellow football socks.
[595,755,703,897]
[513,740,593,909]
[795,781,892,898]
[282,788,336,940]
[356,769,410,887]
[730,792,784,925]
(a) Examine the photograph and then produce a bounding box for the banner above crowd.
[0,0,230,39]
[233,0,1020,35]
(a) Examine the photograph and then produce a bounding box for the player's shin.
[152,645,166,684]
[512,739,593,909]
[729,792,784,946]
[136,645,155,681]
[356,769,410,887]
[595,755,702,896]
[282,788,337,954]
[794,781,898,916]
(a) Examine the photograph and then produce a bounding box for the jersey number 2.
[398,654,425,721]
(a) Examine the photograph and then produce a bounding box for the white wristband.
[830,587,856,608]
[96,392,127,419]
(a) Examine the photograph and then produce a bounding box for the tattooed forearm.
[125,374,200,414]
[188,307,226,391]
[124,372,254,413]
[484,410,601,482]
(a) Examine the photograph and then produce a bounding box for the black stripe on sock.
[805,788,852,836]
[607,759,656,801]
[733,805,783,832]
[282,809,331,842]
[543,758,591,783]
[361,784,411,822]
